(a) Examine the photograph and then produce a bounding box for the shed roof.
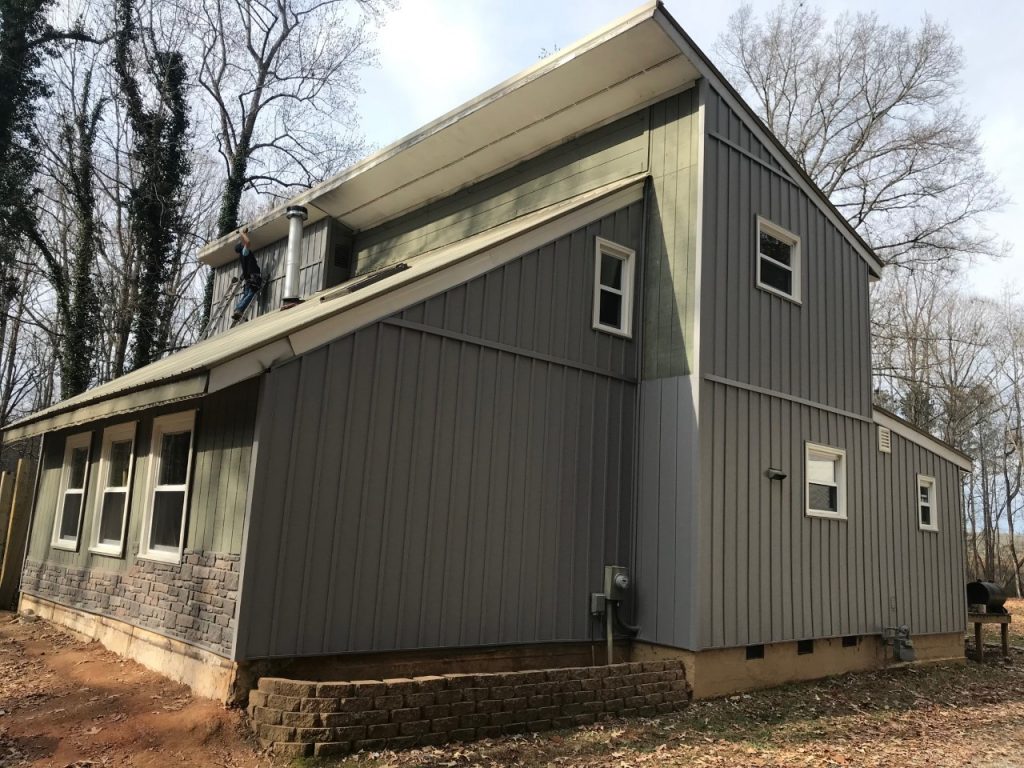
[198,1,882,279]
[3,175,646,441]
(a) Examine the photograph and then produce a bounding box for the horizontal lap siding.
[353,111,650,273]
[700,88,872,416]
[237,212,642,659]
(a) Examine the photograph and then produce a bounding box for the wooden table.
[969,612,1012,661]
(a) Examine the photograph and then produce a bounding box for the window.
[745,644,764,660]
[89,423,137,556]
[918,474,937,531]
[805,442,847,520]
[51,432,92,550]
[756,217,801,302]
[139,412,195,562]
[592,237,635,337]
[797,639,814,655]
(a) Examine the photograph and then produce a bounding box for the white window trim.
[805,441,847,520]
[138,411,196,564]
[917,474,938,532]
[88,422,137,557]
[50,432,92,551]
[592,236,635,338]
[756,216,802,304]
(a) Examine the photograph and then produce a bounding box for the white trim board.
[873,410,973,472]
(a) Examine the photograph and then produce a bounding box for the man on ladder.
[231,229,263,325]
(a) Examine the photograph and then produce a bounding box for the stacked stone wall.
[248,661,691,757]
[21,551,238,654]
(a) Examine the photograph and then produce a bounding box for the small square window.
[842,635,859,648]
[89,423,137,557]
[139,411,195,563]
[592,237,635,337]
[918,474,938,532]
[756,217,801,303]
[51,432,92,550]
[805,442,847,520]
[797,639,814,655]
[745,644,765,660]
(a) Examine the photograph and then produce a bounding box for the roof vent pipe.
[282,205,308,308]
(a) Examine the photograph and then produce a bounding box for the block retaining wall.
[248,660,691,757]
[21,551,239,654]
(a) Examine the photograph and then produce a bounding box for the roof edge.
[198,1,660,265]
[873,407,973,472]
[651,4,884,278]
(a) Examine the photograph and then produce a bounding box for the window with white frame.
[140,411,195,562]
[805,442,846,519]
[918,474,937,531]
[756,217,801,302]
[51,432,92,550]
[89,422,137,556]
[592,237,635,337]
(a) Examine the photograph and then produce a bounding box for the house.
[5,0,970,728]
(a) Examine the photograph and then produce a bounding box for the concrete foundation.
[632,632,965,700]
[20,593,237,701]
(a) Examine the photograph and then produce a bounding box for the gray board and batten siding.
[208,219,336,336]
[235,204,644,660]
[25,377,259,569]
[685,83,960,651]
[697,381,966,650]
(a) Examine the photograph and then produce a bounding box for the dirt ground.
[1,605,1023,768]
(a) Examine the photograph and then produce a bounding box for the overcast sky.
[355,0,1023,298]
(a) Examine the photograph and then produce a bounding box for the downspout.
[281,206,308,308]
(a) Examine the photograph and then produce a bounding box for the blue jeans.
[234,277,261,315]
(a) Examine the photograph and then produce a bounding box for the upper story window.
[592,237,635,337]
[90,423,137,556]
[805,442,846,520]
[51,432,92,550]
[918,474,938,531]
[756,217,801,303]
[139,411,195,563]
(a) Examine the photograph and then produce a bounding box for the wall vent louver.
[878,426,892,454]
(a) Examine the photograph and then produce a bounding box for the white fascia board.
[872,410,973,472]
[198,2,661,268]
[207,338,295,393]
[651,10,884,279]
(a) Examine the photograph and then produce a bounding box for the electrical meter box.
[604,565,630,602]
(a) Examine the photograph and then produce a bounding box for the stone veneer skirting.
[248,661,691,757]
[21,551,239,655]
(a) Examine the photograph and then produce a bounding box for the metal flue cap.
[286,205,308,220]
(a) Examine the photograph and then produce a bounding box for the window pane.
[759,258,792,295]
[808,456,836,485]
[600,253,623,290]
[920,504,932,527]
[68,446,89,489]
[107,440,133,487]
[59,494,82,539]
[809,483,838,512]
[598,291,623,328]
[760,231,791,266]
[150,490,185,549]
[158,431,191,486]
[98,491,127,544]
[919,485,930,503]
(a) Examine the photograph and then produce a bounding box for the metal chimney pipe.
[282,205,308,308]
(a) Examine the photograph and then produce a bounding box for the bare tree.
[716,2,1006,270]
[185,0,394,320]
